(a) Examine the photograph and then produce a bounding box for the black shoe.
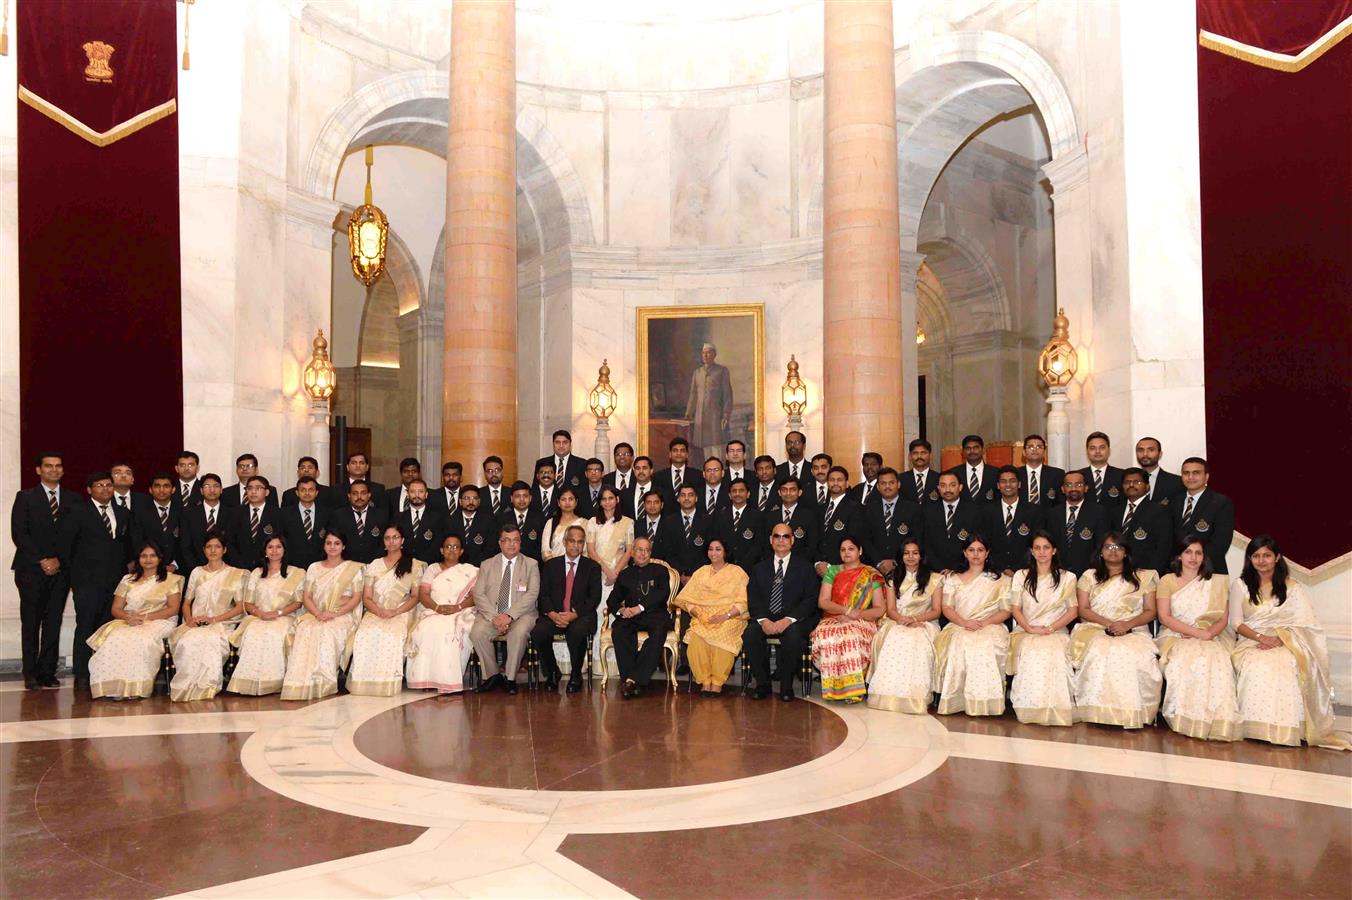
[40,676,61,689]
[676,663,691,676]
[631,682,646,697]
[779,687,795,702]
[700,689,717,698]
[566,676,582,693]
[475,674,504,693]
[24,677,40,691]
[505,679,518,695]
[749,685,771,700]
[544,676,559,692]
[74,676,90,689]
[621,679,637,699]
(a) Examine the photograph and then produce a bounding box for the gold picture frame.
[636,303,765,464]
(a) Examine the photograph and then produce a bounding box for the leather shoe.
[475,674,504,693]
[621,679,637,699]
[779,687,795,702]
[749,685,770,700]
[566,676,582,693]
[544,676,559,692]
[631,682,646,698]
[40,676,61,689]
[74,676,90,689]
[505,679,518,695]
[24,677,40,691]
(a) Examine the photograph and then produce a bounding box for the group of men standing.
[10,427,1232,694]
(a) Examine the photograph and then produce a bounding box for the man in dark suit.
[108,461,148,519]
[383,457,423,520]
[603,442,636,493]
[900,439,941,506]
[172,451,204,512]
[654,437,693,507]
[945,434,999,505]
[10,453,77,689]
[130,473,184,571]
[326,480,387,564]
[608,536,674,697]
[721,439,750,487]
[769,477,820,559]
[752,455,781,514]
[635,490,681,570]
[1135,436,1184,507]
[801,453,833,511]
[1115,468,1172,573]
[534,429,587,491]
[529,525,603,692]
[480,456,508,518]
[744,522,820,701]
[1172,457,1235,574]
[280,456,338,510]
[575,458,607,519]
[221,453,279,512]
[921,472,986,572]
[774,430,809,486]
[1018,434,1065,506]
[1078,431,1126,514]
[530,462,560,521]
[670,485,713,582]
[179,474,231,572]
[620,456,657,521]
[846,452,884,507]
[1047,471,1108,575]
[985,466,1046,574]
[426,460,464,518]
[711,478,763,574]
[343,452,386,506]
[816,466,864,574]
[394,479,444,565]
[695,457,730,517]
[63,471,131,686]
[499,482,546,561]
[446,484,499,566]
[861,468,923,577]
[224,476,283,570]
[280,476,329,570]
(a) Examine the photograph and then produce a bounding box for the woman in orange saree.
[810,536,887,702]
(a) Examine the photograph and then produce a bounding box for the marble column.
[443,0,518,478]
[822,0,904,469]
[1039,146,1093,446]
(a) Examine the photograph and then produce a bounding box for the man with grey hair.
[684,341,733,462]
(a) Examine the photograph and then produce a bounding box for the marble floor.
[2,678,1348,899]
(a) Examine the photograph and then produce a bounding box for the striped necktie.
[969,468,979,495]
[497,559,512,613]
[1122,501,1137,530]
[1029,470,1039,504]
[769,559,785,617]
[1181,494,1195,525]
[945,503,955,537]
[303,507,314,540]
[206,506,216,529]
[1066,505,1078,540]
[1093,469,1104,501]
[250,508,261,542]
[48,490,59,520]
[883,502,894,531]
[181,482,191,503]
[158,505,170,528]
[100,504,114,537]
[1004,504,1014,535]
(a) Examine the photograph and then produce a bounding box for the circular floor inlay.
[352,687,849,791]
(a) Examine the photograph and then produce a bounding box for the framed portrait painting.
[636,304,765,466]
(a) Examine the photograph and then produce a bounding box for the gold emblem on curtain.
[82,40,115,82]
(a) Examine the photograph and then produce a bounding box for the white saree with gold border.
[932,572,1011,716]
[1007,570,1078,727]
[169,566,246,702]
[406,562,480,693]
[88,573,184,700]
[347,558,427,697]
[865,572,941,714]
[228,567,306,696]
[1155,573,1239,741]
[1069,569,1160,728]
[281,561,365,701]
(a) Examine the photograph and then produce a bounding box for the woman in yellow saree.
[866,539,942,713]
[1155,534,1239,741]
[88,543,183,700]
[169,533,246,701]
[347,526,426,696]
[674,538,750,696]
[228,536,305,696]
[933,535,1012,716]
[1230,534,1349,750]
[281,532,364,701]
[1006,531,1079,726]
[1070,532,1160,729]
[811,536,886,703]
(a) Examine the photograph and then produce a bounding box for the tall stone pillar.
[443,1,518,478]
[822,0,904,470]
[1039,146,1092,447]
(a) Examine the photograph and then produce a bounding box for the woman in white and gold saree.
[169,534,246,701]
[1155,534,1239,741]
[933,535,1012,716]
[407,534,479,694]
[866,539,942,714]
[585,486,633,667]
[541,487,586,562]
[1069,533,1160,729]
[280,532,364,701]
[228,536,306,696]
[1006,532,1079,726]
[88,543,183,700]
[347,526,426,696]
[1229,534,1349,750]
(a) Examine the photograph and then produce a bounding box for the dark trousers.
[611,611,671,686]
[71,582,117,679]
[743,617,815,692]
[15,568,69,679]
[529,614,595,678]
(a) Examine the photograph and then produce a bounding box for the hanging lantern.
[781,355,808,428]
[1037,307,1079,388]
[303,329,337,402]
[347,145,389,287]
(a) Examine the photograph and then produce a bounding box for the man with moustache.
[900,439,940,505]
[921,472,984,572]
[1134,436,1184,505]
[985,466,1046,575]
[861,468,922,577]
[1047,471,1107,575]
[280,475,329,569]
[395,479,444,564]
[1115,467,1172,573]
[1018,434,1064,506]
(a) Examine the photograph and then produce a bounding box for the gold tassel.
[181,0,192,70]
[1,0,10,56]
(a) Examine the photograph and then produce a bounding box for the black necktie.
[883,502,894,531]
[1122,501,1136,530]
[48,490,59,520]
[158,505,169,528]
[250,508,261,541]
[206,506,216,529]
[683,515,693,540]
[1029,470,1040,504]
[412,509,421,531]
[304,507,314,540]
[100,504,114,537]
[769,559,785,617]
[732,508,741,528]
[945,503,955,536]
[181,482,191,503]
[1066,505,1078,539]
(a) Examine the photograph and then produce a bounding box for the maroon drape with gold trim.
[1197,0,1352,568]
[17,0,182,486]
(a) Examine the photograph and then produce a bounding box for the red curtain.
[17,0,182,488]
[1197,0,1352,568]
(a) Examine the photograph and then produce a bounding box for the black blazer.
[945,463,1000,505]
[10,485,79,572]
[1017,466,1065,506]
[1171,490,1235,574]
[721,467,751,490]
[535,455,587,492]
[695,482,731,517]
[747,553,820,623]
[446,509,499,566]
[279,503,329,571]
[326,505,389,564]
[281,483,339,510]
[538,555,603,620]
[381,484,416,521]
[498,507,547,561]
[817,495,865,565]
[530,484,561,521]
[425,485,461,518]
[801,479,832,512]
[478,483,509,518]
[395,506,447,565]
[765,504,820,560]
[670,508,714,576]
[603,469,636,492]
[1077,466,1127,512]
[1114,498,1172,575]
[898,470,941,506]
[751,480,782,515]
[620,481,659,521]
[169,478,204,513]
[574,483,607,520]
[223,504,285,571]
[653,466,695,507]
[1148,469,1184,504]
[920,499,985,572]
[635,513,683,571]
[130,500,184,570]
[220,482,279,512]
[64,500,132,590]
[1047,501,1109,575]
[711,504,764,573]
[339,478,387,506]
[845,481,881,508]
[774,459,811,488]
[178,503,233,572]
[984,501,1047,573]
[861,497,923,568]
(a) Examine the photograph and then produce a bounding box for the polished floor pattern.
[2,679,1348,898]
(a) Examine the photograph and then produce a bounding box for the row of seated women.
[805,530,1347,750]
[86,525,484,703]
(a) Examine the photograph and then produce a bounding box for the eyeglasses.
[1102,544,1124,552]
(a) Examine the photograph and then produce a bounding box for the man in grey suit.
[470,525,540,695]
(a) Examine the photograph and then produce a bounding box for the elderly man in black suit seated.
[529,524,602,693]
[743,522,820,701]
